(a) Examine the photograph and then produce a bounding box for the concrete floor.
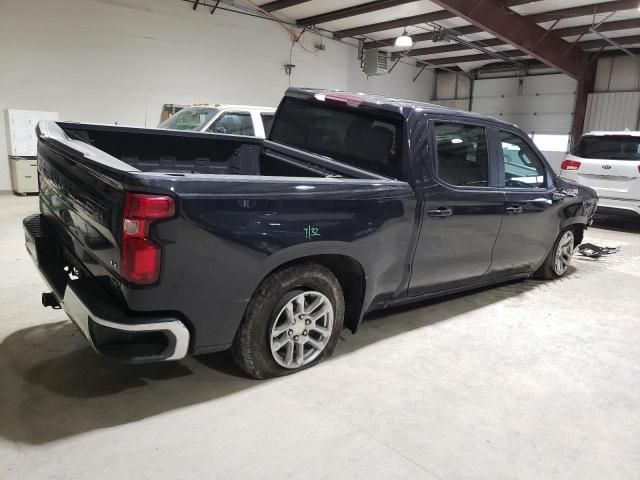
[1,193,639,480]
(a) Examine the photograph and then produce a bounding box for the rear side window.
[269,97,402,179]
[261,113,275,136]
[208,112,255,136]
[499,131,546,188]
[572,135,640,160]
[434,123,489,187]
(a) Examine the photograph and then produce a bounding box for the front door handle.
[427,207,453,218]
[506,205,523,215]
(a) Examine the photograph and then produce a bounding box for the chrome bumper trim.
[61,282,190,361]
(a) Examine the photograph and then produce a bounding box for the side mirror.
[215,126,227,134]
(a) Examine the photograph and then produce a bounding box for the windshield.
[158,107,218,131]
[573,135,640,160]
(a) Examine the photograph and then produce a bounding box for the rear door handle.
[427,207,453,218]
[506,205,523,215]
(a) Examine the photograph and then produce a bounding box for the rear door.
[564,135,640,201]
[489,128,558,278]
[408,119,505,296]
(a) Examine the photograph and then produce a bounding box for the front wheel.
[231,263,344,379]
[535,229,576,280]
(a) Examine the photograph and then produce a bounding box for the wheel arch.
[251,253,367,334]
[560,217,586,245]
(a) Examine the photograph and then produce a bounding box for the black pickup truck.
[24,88,597,379]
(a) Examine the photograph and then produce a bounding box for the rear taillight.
[121,193,175,285]
[561,159,581,171]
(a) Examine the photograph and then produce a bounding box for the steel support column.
[571,65,597,147]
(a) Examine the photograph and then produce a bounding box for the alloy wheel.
[270,291,334,369]
[553,230,575,276]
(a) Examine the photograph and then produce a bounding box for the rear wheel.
[231,263,344,379]
[535,229,575,280]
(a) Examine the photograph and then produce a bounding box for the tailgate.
[36,121,130,282]
[571,156,640,201]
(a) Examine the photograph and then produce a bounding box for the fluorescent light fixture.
[451,138,463,144]
[395,29,413,48]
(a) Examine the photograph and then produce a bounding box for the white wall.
[0,0,433,191]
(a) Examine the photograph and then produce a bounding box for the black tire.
[534,227,576,280]
[231,263,345,379]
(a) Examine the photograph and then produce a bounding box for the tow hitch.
[42,292,61,309]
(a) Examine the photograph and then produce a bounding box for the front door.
[489,129,558,277]
[408,121,505,296]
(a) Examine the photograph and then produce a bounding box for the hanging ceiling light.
[395,28,413,48]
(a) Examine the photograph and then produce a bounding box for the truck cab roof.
[287,87,515,127]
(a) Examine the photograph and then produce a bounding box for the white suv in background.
[560,131,640,217]
[158,105,276,138]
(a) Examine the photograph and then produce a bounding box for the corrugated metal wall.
[584,92,640,132]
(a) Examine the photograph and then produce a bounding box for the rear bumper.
[597,197,640,217]
[23,214,190,363]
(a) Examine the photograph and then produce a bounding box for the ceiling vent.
[363,48,388,76]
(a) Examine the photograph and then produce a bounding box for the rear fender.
[252,241,372,331]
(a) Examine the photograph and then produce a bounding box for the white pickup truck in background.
[158,104,276,138]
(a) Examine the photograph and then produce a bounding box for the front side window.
[209,112,255,136]
[499,131,546,188]
[434,123,489,187]
[269,97,402,179]
[158,107,217,131]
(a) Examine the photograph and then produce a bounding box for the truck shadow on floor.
[592,214,640,234]
[0,274,566,445]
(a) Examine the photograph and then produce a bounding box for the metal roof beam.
[298,0,417,26]
[365,0,640,48]
[422,34,640,66]
[334,0,537,38]
[416,0,592,78]
[261,0,311,12]
[404,18,640,57]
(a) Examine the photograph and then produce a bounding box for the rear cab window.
[269,97,404,179]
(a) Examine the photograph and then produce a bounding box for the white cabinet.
[5,109,58,194]
[6,109,59,157]
[10,157,38,194]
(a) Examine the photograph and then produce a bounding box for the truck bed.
[56,121,385,180]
